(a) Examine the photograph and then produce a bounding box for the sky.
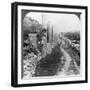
[26,12,81,33]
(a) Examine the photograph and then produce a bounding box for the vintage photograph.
[22,11,81,79]
[11,2,87,87]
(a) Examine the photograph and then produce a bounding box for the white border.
[18,5,86,84]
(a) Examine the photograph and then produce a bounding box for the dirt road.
[56,47,80,76]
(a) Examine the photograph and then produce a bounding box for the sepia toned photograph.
[11,2,87,87]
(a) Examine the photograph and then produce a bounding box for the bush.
[64,32,80,40]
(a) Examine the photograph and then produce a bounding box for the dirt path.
[56,47,72,76]
[56,45,80,76]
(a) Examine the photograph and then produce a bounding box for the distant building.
[28,33,37,48]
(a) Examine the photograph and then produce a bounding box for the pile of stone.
[23,52,42,79]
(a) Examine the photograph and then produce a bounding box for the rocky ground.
[23,40,80,79]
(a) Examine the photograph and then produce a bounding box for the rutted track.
[56,47,72,76]
[56,46,80,76]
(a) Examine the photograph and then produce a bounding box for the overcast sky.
[26,12,81,33]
